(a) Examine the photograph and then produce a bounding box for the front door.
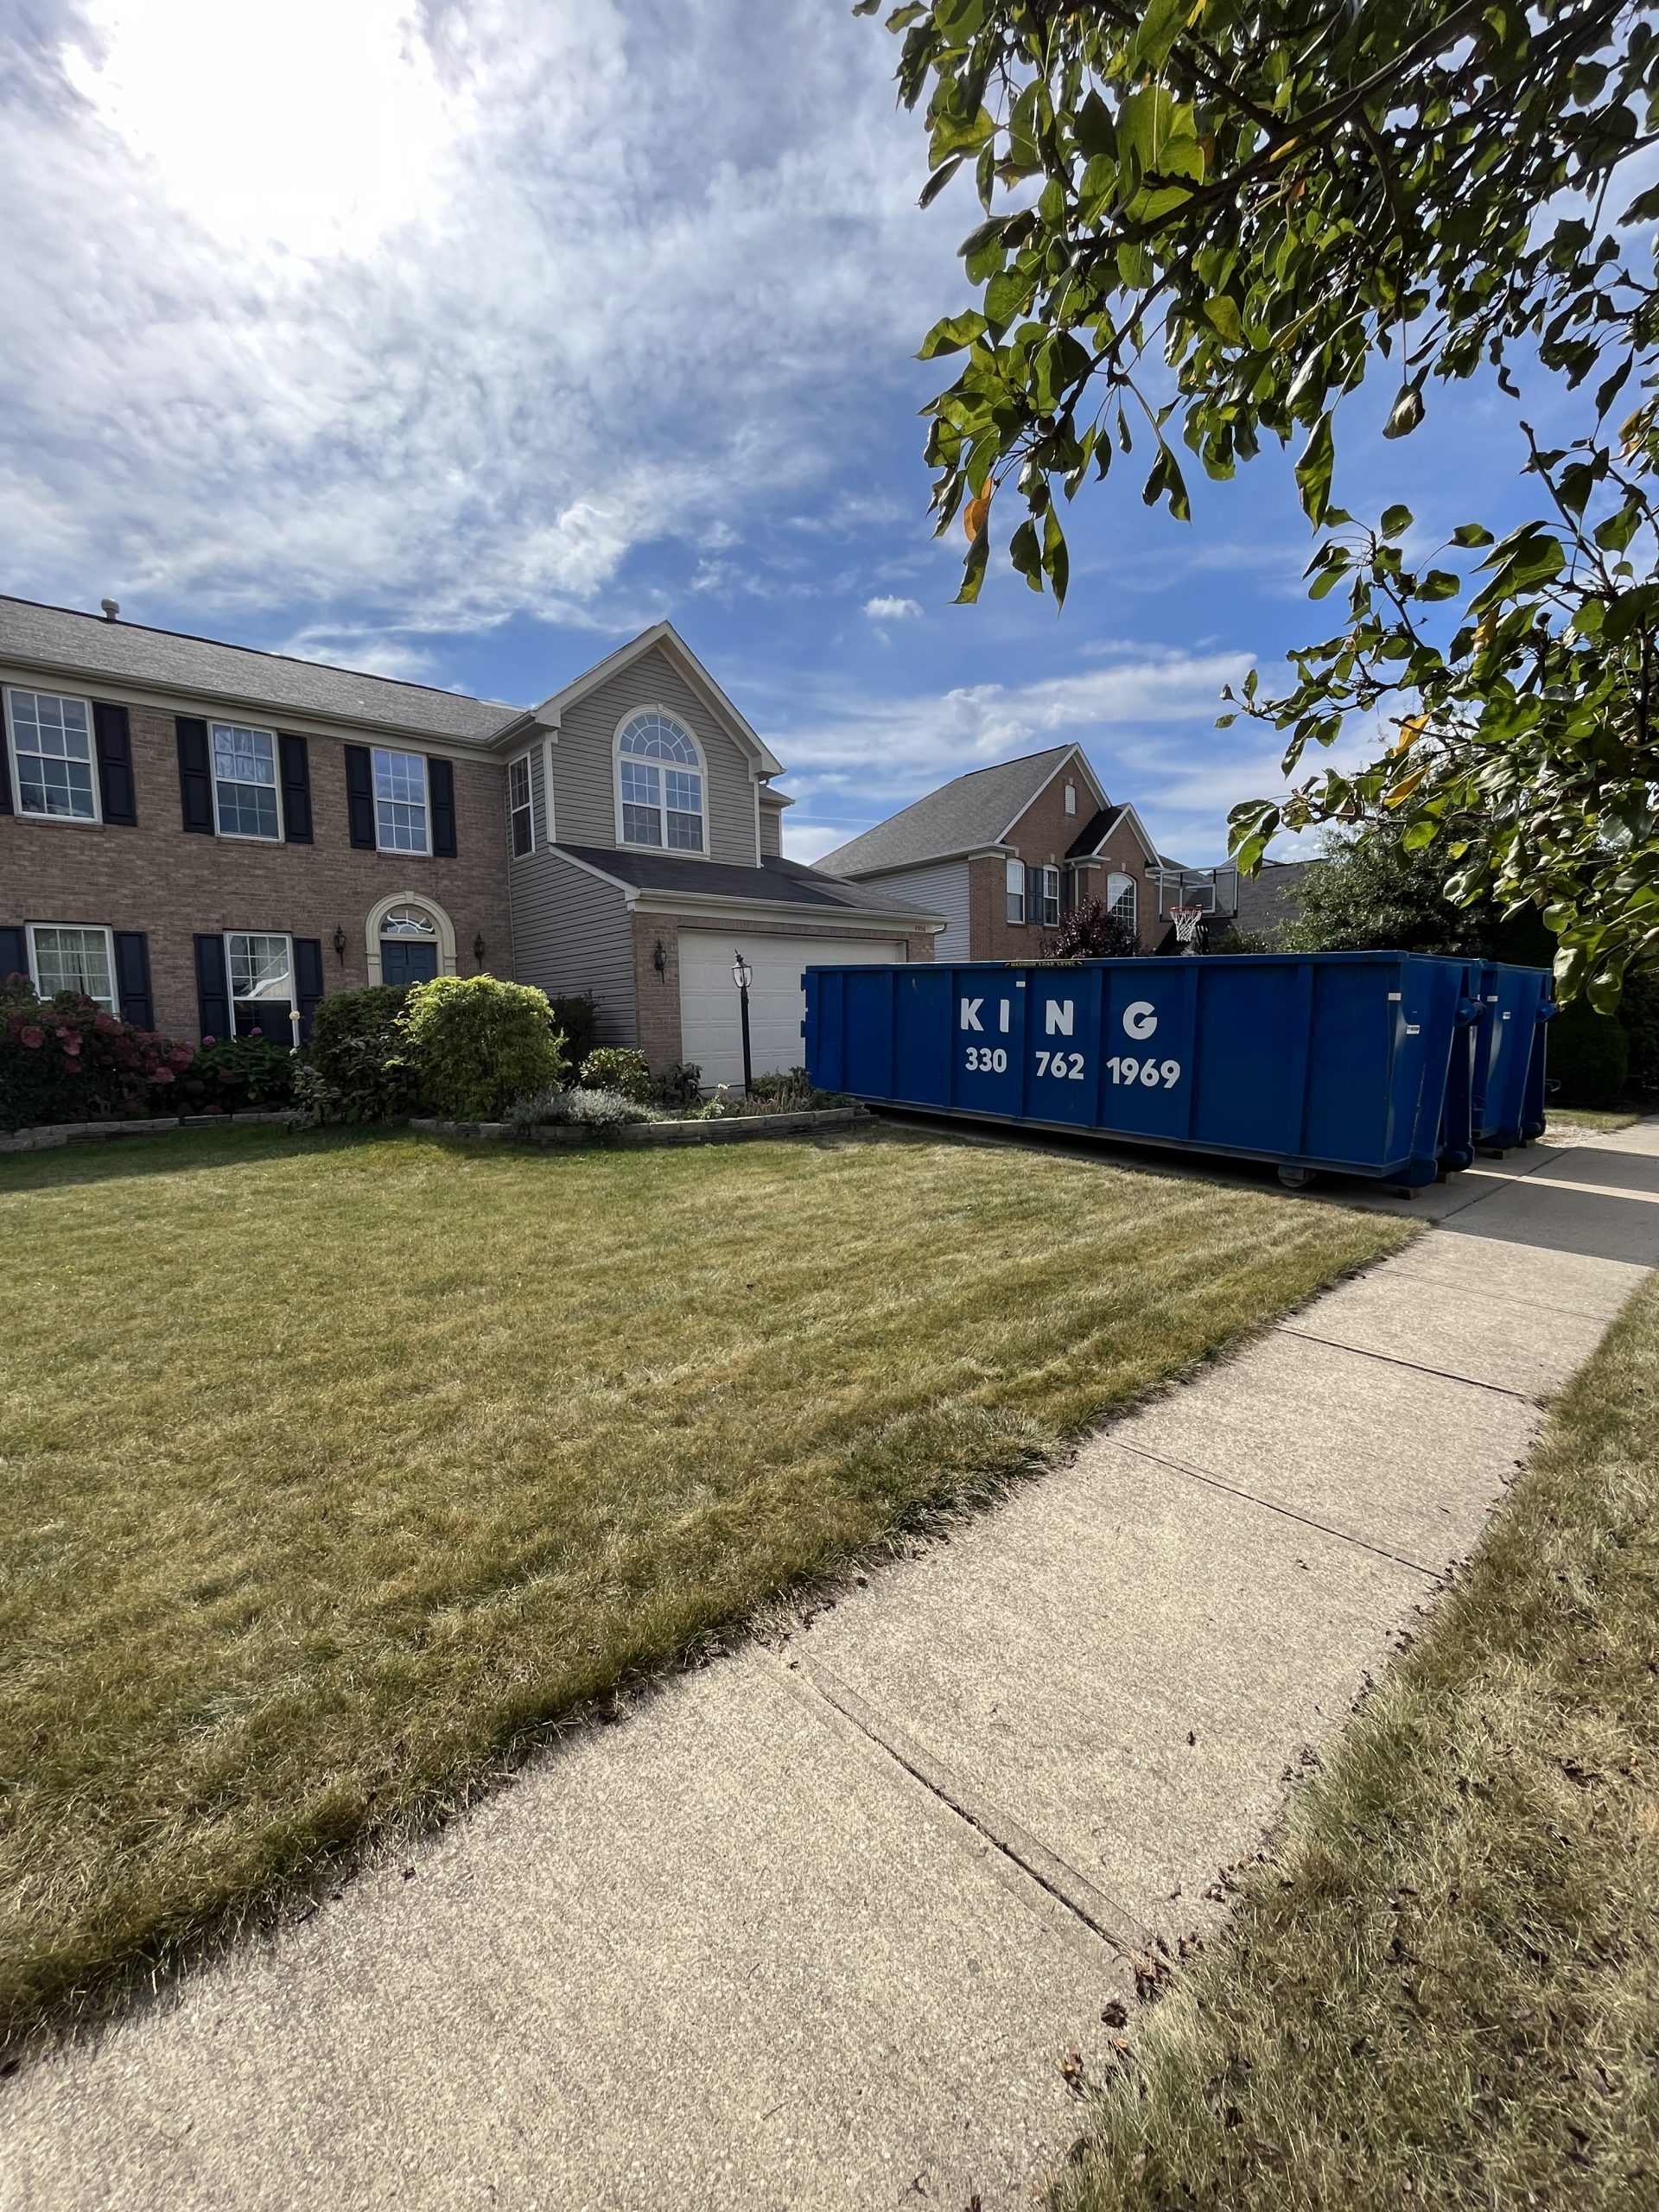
[381,939,439,988]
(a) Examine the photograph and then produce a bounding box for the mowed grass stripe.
[0,1124,1406,2049]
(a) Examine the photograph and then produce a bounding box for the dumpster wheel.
[1276,1165,1316,1190]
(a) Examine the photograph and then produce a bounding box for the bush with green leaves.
[0,978,197,1132]
[399,975,566,1122]
[302,984,416,1123]
[578,1046,654,1103]
[185,1035,296,1111]
[1621,968,1659,1097]
[1549,998,1631,1113]
[653,1060,704,1109]
[548,994,601,1072]
[509,1086,653,1135]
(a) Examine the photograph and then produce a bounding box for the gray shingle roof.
[0,595,518,745]
[817,745,1080,877]
[1066,803,1127,860]
[1230,858,1316,938]
[554,846,931,918]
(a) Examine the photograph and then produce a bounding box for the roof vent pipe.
[99,598,120,621]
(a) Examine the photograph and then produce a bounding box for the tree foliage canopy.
[861,0,1659,1003]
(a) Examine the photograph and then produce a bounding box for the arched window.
[617,709,705,853]
[378,902,440,988]
[1106,872,1137,936]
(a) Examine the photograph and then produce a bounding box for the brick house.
[817,744,1168,957]
[0,598,940,1085]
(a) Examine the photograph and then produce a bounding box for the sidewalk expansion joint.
[775,1651,1149,1962]
[1107,1436,1444,1580]
[1274,1325,1536,1402]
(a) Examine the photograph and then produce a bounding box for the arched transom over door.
[365,893,457,987]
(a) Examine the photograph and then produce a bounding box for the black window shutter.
[176,718,214,833]
[279,733,313,843]
[113,931,154,1027]
[294,938,324,1042]
[92,702,138,825]
[0,925,26,981]
[194,933,231,1040]
[344,745,376,849]
[0,699,12,815]
[1025,863,1040,923]
[429,757,457,857]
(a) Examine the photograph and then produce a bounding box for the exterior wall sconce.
[652,938,668,977]
[332,925,347,964]
[473,932,486,965]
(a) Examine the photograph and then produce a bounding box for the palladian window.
[617,710,705,853]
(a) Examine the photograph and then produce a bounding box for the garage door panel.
[678,933,905,1088]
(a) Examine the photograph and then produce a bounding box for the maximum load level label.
[959,994,1183,1090]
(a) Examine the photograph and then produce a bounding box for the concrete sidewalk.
[5,1124,1656,2212]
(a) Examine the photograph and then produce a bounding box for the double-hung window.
[508,755,534,857]
[29,924,116,1010]
[7,690,98,821]
[226,931,294,1040]
[1037,867,1062,927]
[617,710,705,853]
[1005,855,1026,925]
[211,723,281,840]
[374,747,429,854]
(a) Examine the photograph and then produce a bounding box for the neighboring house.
[0,599,939,1087]
[817,743,1164,957]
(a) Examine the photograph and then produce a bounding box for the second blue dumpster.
[804,950,1491,1189]
[1471,962,1556,1151]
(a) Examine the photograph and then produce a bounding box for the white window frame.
[209,721,283,843]
[1107,872,1138,932]
[371,746,431,856]
[508,753,535,858]
[27,922,118,1011]
[225,930,297,1045]
[1038,866,1061,927]
[5,687,101,825]
[613,706,709,857]
[1006,855,1026,925]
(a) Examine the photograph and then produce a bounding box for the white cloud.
[0,0,963,630]
[863,594,922,620]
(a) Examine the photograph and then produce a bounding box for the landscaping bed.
[411,1105,863,1146]
[0,1122,1408,2051]
[1056,1269,1659,2212]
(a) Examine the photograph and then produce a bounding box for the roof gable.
[521,622,783,777]
[1066,798,1161,868]
[818,744,1103,878]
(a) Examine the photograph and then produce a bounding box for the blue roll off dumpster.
[804,950,1510,1190]
[1471,962,1556,1151]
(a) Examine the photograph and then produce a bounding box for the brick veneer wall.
[629,912,934,1072]
[1071,825,1159,950]
[1,702,512,1039]
[967,771,1157,958]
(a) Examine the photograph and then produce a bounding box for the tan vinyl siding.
[508,849,637,1045]
[849,859,971,962]
[759,801,783,859]
[545,643,759,866]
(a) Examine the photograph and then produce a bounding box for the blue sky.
[0,0,1555,863]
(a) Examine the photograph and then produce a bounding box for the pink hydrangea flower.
[19,1026,44,1049]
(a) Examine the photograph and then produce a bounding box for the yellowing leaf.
[1384,766,1427,809]
[1395,714,1428,753]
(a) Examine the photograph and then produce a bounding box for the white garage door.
[678,931,906,1090]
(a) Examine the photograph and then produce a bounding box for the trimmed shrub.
[1549,995,1630,1110]
[0,981,197,1132]
[1621,967,1659,1096]
[303,985,416,1123]
[579,1046,655,1103]
[399,975,566,1122]
[548,994,601,1072]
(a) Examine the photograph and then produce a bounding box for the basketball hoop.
[1171,906,1206,955]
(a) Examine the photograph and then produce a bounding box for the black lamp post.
[732,950,753,1096]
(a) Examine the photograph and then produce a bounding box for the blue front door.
[381,940,439,987]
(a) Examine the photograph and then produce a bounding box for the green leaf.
[1452,523,1494,547]
[918,156,964,210]
[1380,504,1413,539]
[955,526,990,605]
[1294,414,1336,526]
[1401,818,1440,851]
[918,311,987,359]
[1382,383,1425,441]
[1204,296,1245,347]
[1041,503,1071,606]
[1130,0,1187,71]
[1009,518,1044,592]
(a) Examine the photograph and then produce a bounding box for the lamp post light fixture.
[332,925,347,965]
[732,950,753,1096]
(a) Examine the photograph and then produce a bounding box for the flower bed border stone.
[0,1111,293,1156]
[410,1106,866,1147]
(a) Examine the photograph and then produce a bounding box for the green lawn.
[1548,1106,1643,1134]
[1057,1270,1659,2212]
[0,1124,1406,2051]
